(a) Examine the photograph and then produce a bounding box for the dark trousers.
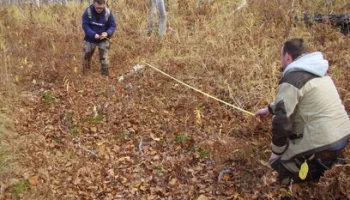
[271,150,345,184]
[82,40,110,75]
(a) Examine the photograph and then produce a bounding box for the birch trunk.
[34,0,40,7]
[147,0,167,37]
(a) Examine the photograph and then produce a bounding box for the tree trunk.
[34,0,40,7]
[147,0,167,37]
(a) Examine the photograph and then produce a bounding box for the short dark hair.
[282,38,308,60]
[94,0,106,4]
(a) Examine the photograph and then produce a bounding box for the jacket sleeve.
[82,9,96,38]
[269,83,300,155]
[106,12,117,37]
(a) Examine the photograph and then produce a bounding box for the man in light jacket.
[255,38,350,184]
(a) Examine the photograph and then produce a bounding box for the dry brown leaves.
[1,2,350,200]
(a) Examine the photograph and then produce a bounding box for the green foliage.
[175,134,187,143]
[69,125,80,137]
[40,91,55,104]
[85,114,104,123]
[63,113,80,136]
[199,150,210,158]
[12,179,29,197]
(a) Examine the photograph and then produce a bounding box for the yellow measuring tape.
[145,63,255,116]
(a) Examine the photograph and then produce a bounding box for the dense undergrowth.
[0,0,349,199]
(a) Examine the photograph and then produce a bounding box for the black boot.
[101,67,109,76]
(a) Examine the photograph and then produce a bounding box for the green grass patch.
[62,113,80,136]
[11,179,30,198]
[69,125,80,137]
[85,114,104,123]
[175,133,188,143]
[39,91,55,104]
[199,150,210,158]
[0,147,13,178]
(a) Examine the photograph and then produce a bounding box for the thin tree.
[34,0,40,7]
[147,0,167,37]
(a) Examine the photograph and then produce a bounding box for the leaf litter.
[1,2,350,199]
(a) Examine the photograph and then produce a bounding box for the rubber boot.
[101,65,109,76]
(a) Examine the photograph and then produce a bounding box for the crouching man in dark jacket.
[82,0,116,76]
[255,38,350,185]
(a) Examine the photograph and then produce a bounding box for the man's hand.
[100,32,108,39]
[255,108,270,118]
[94,34,100,39]
[269,152,281,163]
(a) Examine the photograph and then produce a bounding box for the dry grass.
[0,0,349,199]
[0,90,20,199]
[0,115,14,180]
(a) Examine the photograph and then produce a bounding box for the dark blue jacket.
[82,4,117,43]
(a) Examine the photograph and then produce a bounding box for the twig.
[138,137,143,154]
[76,139,98,158]
[231,0,247,15]
[288,179,294,194]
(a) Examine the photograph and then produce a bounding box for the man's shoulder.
[105,7,111,16]
[84,5,93,11]
[279,71,319,89]
[83,6,90,15]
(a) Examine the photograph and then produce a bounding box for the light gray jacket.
[268,52,350,161]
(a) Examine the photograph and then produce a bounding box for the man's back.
[279,71,350,161]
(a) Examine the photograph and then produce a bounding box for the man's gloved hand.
[255,107,270,118]
[94,34,100,39]
[269,152,281,163]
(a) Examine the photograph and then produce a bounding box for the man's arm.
[106,12,117,37]
[270,83,300,155]
[82,9,96,38]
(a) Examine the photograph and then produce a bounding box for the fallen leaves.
[28,176,40,186]
[169,178,177,185]
[150,133,161,141]
[2,4,350,199]
[117,156,132,162]
[194,108,203,125]
[197,194,209,200]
